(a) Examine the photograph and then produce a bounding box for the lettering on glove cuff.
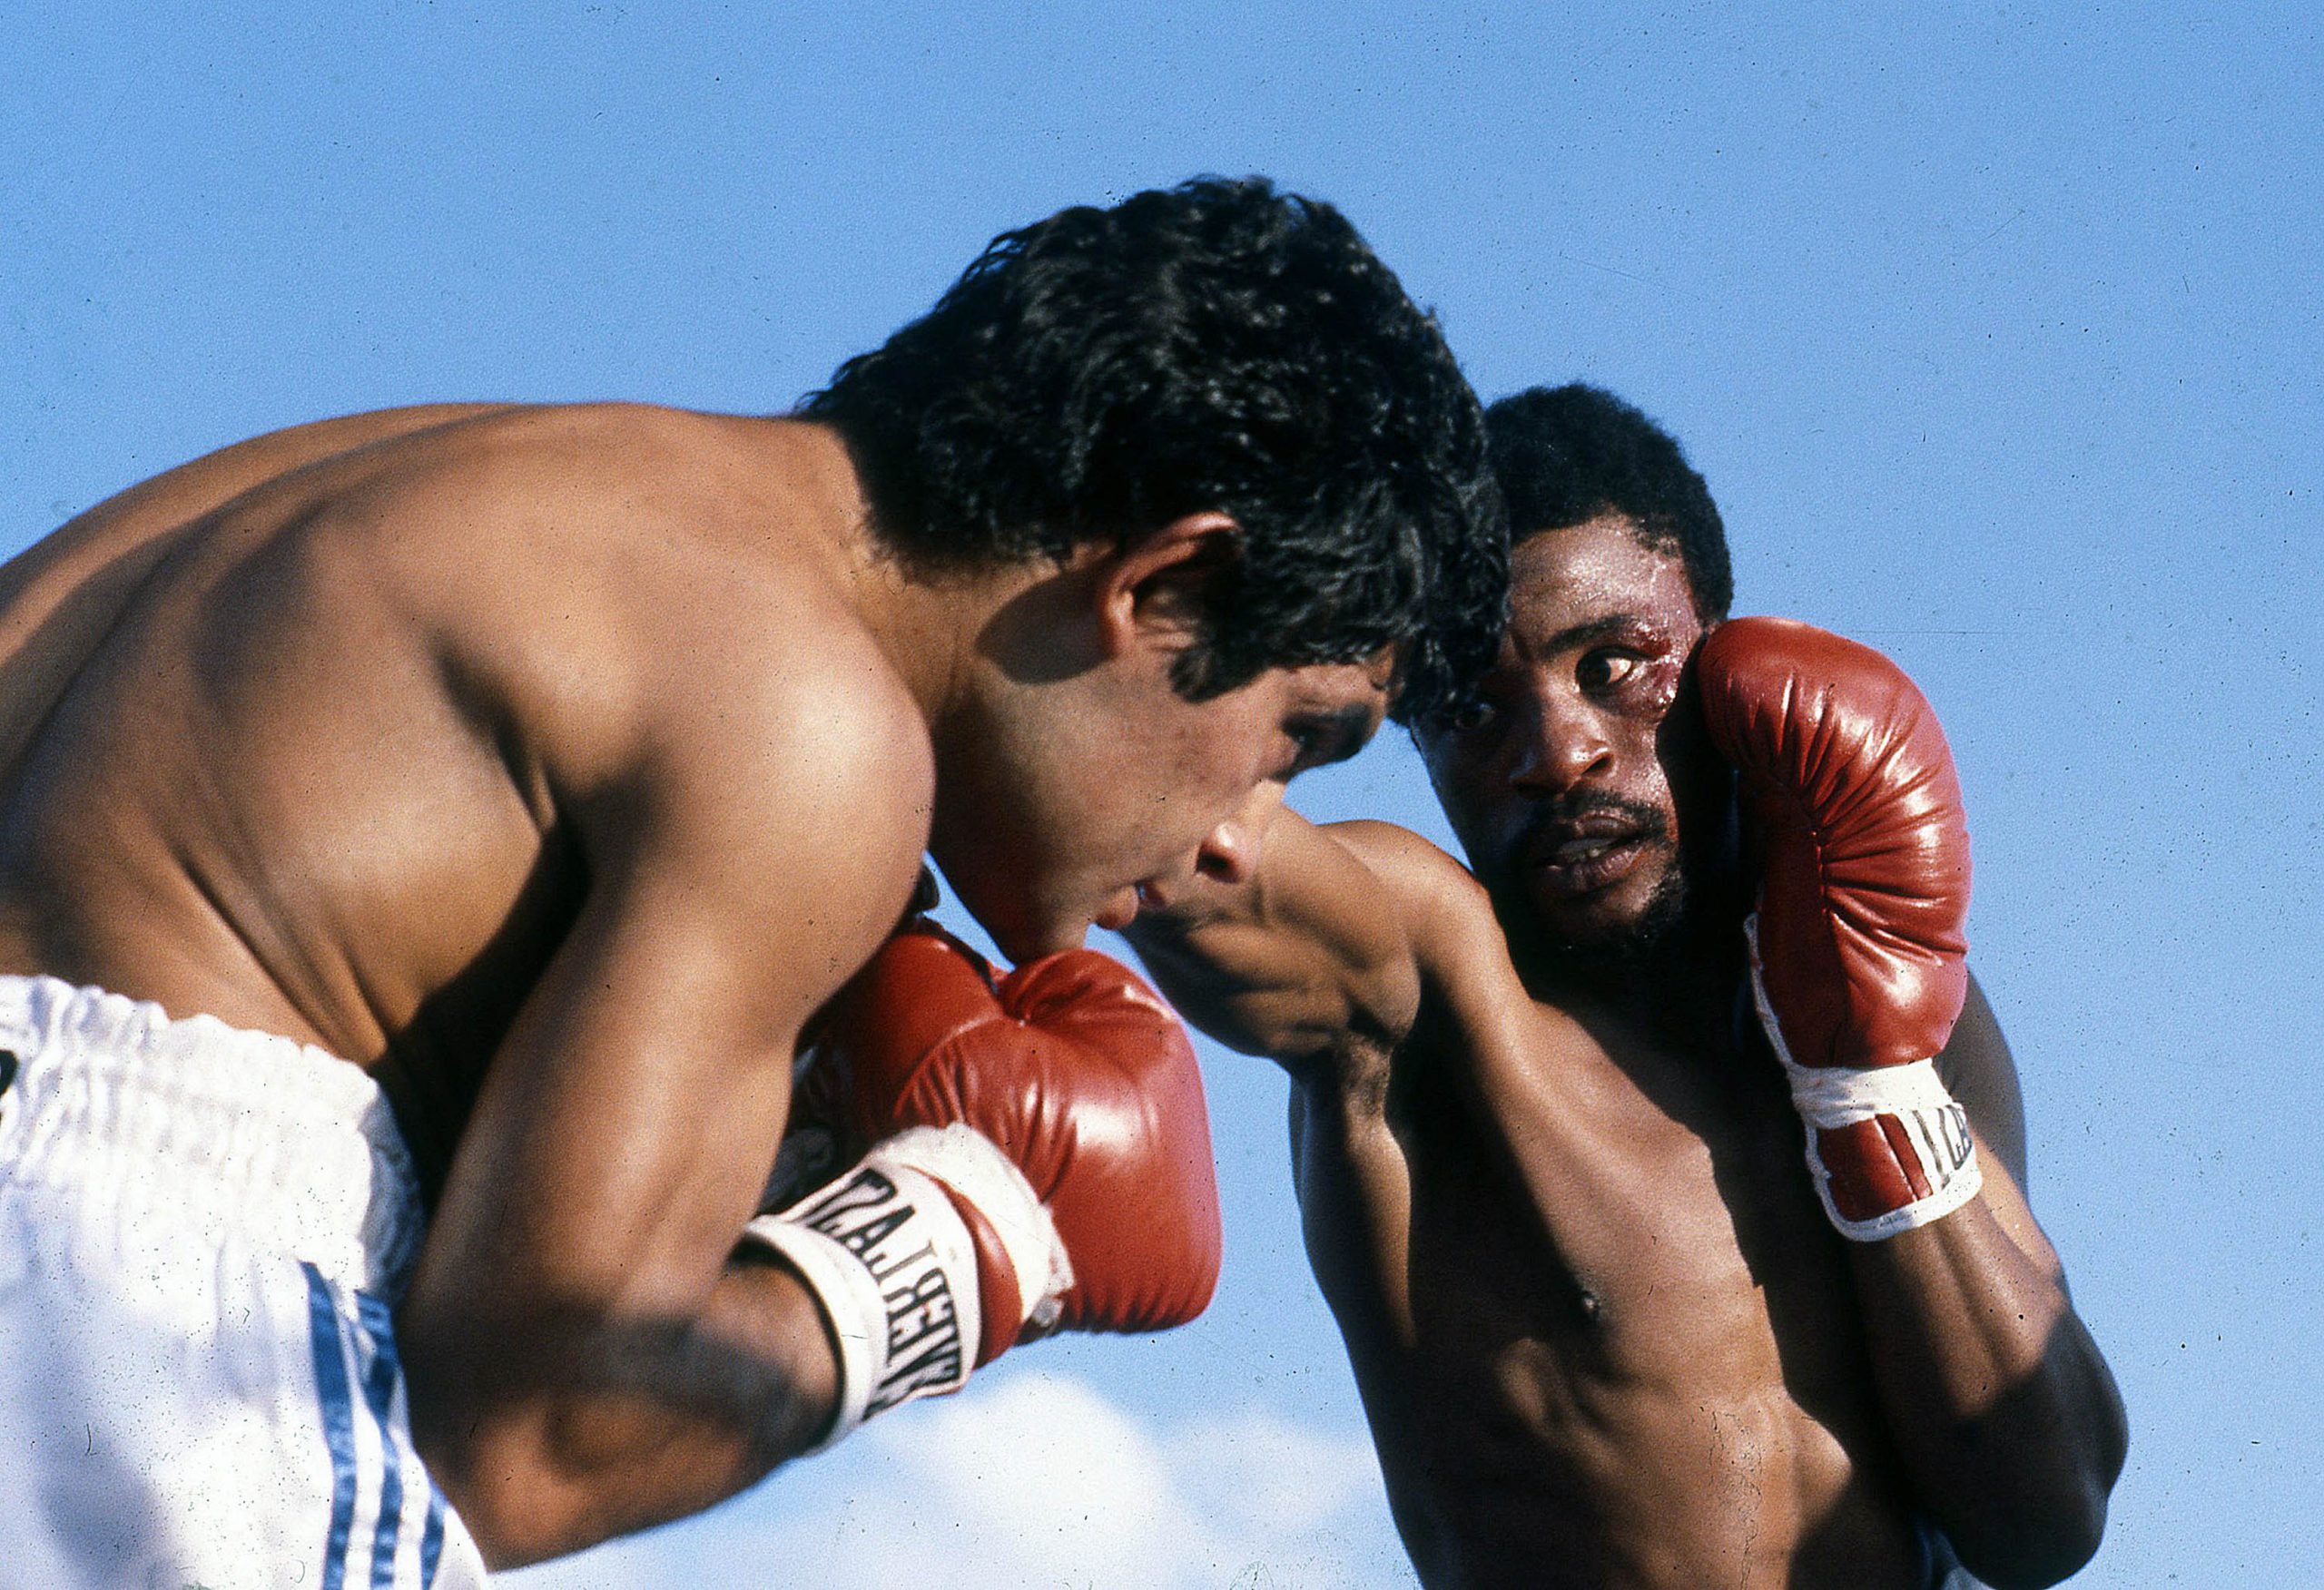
[1795,1075,1981,1241]
[1745,919,1983,1242]
[745,1139,982,1448]
[743,1124,1070,1448]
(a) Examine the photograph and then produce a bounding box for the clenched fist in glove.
[747,922,1222,1443]
[1699,617,1981,1242]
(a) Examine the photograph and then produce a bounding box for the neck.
[787,421,1026,738]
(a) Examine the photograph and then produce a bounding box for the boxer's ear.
[1091,511,1243,660]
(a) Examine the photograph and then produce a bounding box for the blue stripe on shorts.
[355,1290,409,1589]
[305,1265,452,1588]
[305,1262,362,1590]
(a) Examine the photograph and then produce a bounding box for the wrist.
[749,1257,846,1454]
[1780,1055,1984,1241]
[742,1125,1069,1447]
[1746,916,1981,1242]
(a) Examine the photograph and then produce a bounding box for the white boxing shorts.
[0,975,488,1589]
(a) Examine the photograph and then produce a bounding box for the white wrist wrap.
[1746,919,1983,1242]
[743,1124,1068,1448]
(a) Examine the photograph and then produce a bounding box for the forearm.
[404,1247,840,1568]
[1703,623,2131,1582]
[1852,1200,2128,1587]
[1127,911,1348,1063]
[1125,812,1420,1065]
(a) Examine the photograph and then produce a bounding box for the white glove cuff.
[876,1124,1074,1332]
[1780,1054,1960,1125]
[1785,1061,1984,1242]
[744,1125,1075,1448]
[745,1132,982,1448]
[1745,917,1983,1242]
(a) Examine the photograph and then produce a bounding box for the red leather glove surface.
[1699,617,1979,1236]
[1699,615,1971,1070]
[811,924,1223,1361]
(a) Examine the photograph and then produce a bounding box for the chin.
[1010,924,1091,963]
[937,883,1032,966]
[1519,860,1692,967]
[973,898,1090,965]
[1522,884,1654,948]
[1530,907,1650,957]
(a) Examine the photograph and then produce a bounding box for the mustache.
[1502,793,1670,870]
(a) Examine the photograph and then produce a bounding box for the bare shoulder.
[349,408,892,752]
[1321,820,1607,1107]
[1323,818,1461,876]
[1321,820,1512,991]
[374,407,933,1016]
[367,405,925,817]
[1323,820,1475,900]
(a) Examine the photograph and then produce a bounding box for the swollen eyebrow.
[1534,614,1673,659]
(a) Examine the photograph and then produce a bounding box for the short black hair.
[1483,383,1731,623]
[800,177,1506,724]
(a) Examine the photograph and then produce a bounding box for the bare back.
[0,404,929,1188]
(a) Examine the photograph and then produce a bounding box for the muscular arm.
[1852,997,2128,1588]
[1129,815,1502,1582]
[1123,812,1429,1369]
[1701,616,2128,1586]
[394,543,931,1565]
[1124,810,1425,1075]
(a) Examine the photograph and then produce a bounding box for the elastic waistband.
[0,975,422,1294]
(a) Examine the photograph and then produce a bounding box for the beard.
[1484,791,1726,992]
[1521,846,1695,983]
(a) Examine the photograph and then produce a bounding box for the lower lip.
[1092,890,1142,931]
[1528,836,1651,898]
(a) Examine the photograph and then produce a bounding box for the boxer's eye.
[1446,697,1497,733]
[1282,705,1372,775]
[1578,649,1640,692]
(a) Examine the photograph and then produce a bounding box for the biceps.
[417,921,782,1318]
[1145,918,1406,1061]
[409,608,931,1320]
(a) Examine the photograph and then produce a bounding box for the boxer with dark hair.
[1128,383,2126,1589]
[0,178,1503,1585]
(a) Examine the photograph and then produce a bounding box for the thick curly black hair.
[1484,383,1732,623]
[799,176,1506,724]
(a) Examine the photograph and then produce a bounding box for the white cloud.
[1161,1405,1386,1543]
[510,1369,1417,1589]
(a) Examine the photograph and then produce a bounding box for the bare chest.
[1402,1044,1853,1410]
[1340,1012,1922,1586]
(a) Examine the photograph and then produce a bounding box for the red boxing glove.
[1699,617,1981,1241]
[748,924,1221,1442]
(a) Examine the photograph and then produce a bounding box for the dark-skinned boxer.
[1126,384,2127,1589]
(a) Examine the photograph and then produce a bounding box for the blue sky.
[5,4,2317,1585]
